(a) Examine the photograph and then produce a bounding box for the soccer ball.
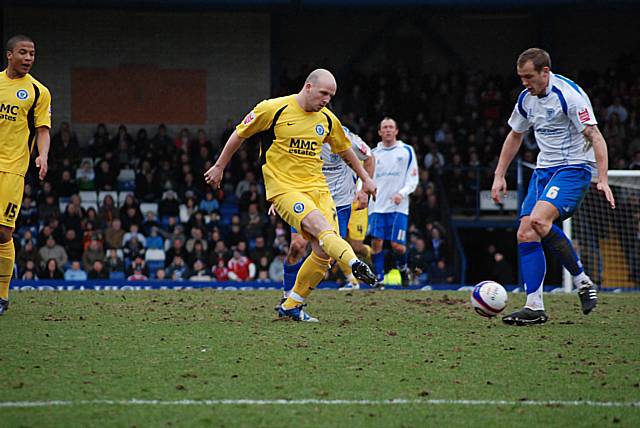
[470,281,508,317]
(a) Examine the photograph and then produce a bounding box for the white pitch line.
[1,399,639,408]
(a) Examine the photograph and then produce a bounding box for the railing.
[438,164,520,218]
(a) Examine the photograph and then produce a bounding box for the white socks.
[525,288,544,311]
[573,272,591,289]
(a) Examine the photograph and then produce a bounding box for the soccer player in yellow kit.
[204,69,377,322]
[0,35,51,315]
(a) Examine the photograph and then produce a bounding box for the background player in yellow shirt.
[205,69,377,322]
[0,35,51,315]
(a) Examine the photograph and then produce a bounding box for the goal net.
[564,170,640,291]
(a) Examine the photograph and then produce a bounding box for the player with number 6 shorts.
[492,48,615,326]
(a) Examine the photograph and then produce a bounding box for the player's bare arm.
[491,130,524,204]
[35,126,50,180]
[204,130,246,188]
[338,148,377,200]
[363,154,375,179]
[354,154,375,209]
[583,124,616,209]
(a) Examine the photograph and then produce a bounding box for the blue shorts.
[368,212,409,245]
[520,164,592,221]
[291,204,352,239]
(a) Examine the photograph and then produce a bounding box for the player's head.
[300,68,336,112]
[378,117,398,144]
[6,34,35,77]
[516,48,551,96]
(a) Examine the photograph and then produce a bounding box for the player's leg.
[0,225,14,315]
[273,191,375,320]
[349,238,371,265]
[535,166,597,314]
[503,170,549,326]
[0,173,22,315]
[334,204,359,289]
[280,240,330,321]
[502,214,549,326]
[270,191,326,320]
[390,212,411,287]
[347,204,371,265]
[297,190,375,286]
[371,238,384,283]
[300,210,375,284]
[369,212,386,284]
[282,229,308,300]
[525,201,561,309]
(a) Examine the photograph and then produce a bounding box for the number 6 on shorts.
[546,186,560,199]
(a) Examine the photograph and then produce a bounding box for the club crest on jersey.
[243,111,256,125]
[16,89,28,100]
[315,125,325,136]
[546,108,555,120]
[293,202,305,214]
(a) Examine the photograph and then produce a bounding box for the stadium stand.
[15,62,640,284]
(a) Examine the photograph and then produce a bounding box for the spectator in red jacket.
[227,249,255,282]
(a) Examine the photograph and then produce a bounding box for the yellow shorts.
[271,189,338,241]
[0,172,24,228]
[348,203,368,241]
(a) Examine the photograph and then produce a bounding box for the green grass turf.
[2,289,639,427]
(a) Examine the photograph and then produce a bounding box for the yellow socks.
[0,239,15,300]
[282,251,330,309]
[317,230,357,265]
[282,230,359,309]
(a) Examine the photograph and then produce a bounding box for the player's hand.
[491,175,507,204]
[391,193,403,205]
[597,180,616,209]
[267,204,277,216]
[362,177,377,201]
[204,164,224,188]
[35,155,48,180]
[355,190,369,210]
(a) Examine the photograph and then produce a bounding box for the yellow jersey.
[0,70,51,177]
[236,95,351,200]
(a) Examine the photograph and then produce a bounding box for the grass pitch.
[2,289,639,427]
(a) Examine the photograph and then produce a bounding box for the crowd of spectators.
[15,61,640,284]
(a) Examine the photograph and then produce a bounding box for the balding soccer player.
[205,69,377,322]
[492,48,615,326]
[0,35,51,315]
